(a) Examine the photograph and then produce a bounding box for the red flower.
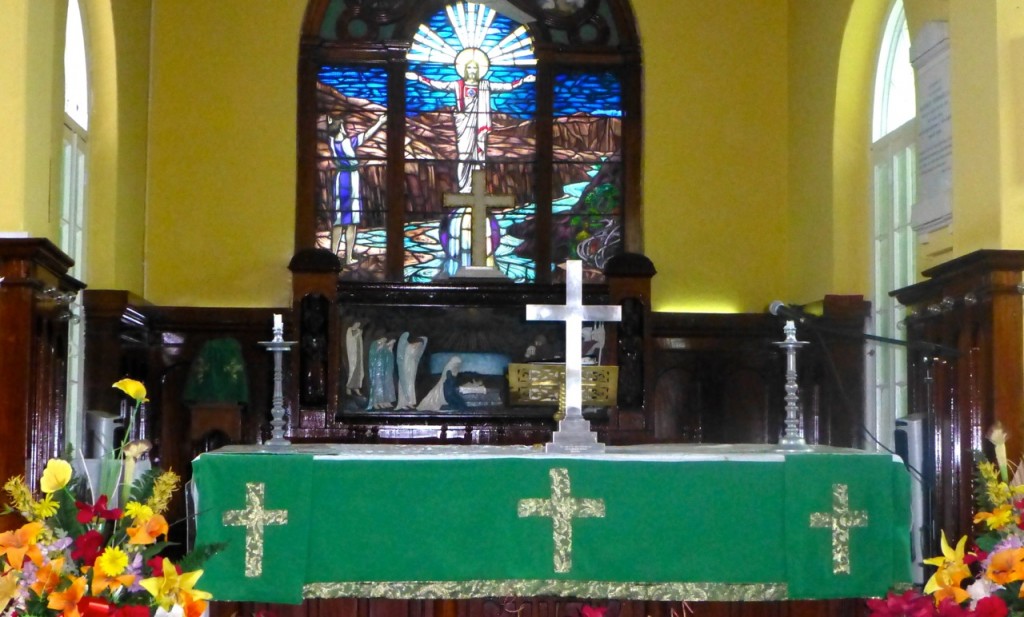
[71,530,104,566]
[936,598,969,617]
[580,606,608,617]
[111,606,151,617]
[966,544,989,565]
[974,596,1009,617]
[865,590,935,617]
[146,555,181,577]
[76,495,122,524]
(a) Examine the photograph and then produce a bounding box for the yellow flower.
[40,459,72,494]
[0,570,19,613]
[989,423,1010,482]
[32,493,59,519]
[3,475,32,513]
[974,504,1016,530]
[924,531,971,598]
[125,501,154,523]
[147,470,181,515]
[113,378,149,403]
[140,558,211,611]
[96,546,129,577]
[123,439,152,461]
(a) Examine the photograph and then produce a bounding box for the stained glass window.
[301,0,641,284]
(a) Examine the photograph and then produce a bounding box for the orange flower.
[0,521,44,569]
[181,590,209,617]
[47,575,86,617]
[87,565,137,596]
[126,513,169,545]
[986,547,1024,585]
[30,557,65,596]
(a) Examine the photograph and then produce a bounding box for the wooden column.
[892,249,1024,553]
[603,253,656,441]
[0,239,83,524]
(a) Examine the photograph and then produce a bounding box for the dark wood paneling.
[892,249,1024,556]
[0,239,83,530]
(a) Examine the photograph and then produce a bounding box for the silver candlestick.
[259,314,297,447]
[775,319,813,451]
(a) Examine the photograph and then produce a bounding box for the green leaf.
[129,467,161,504]
[178,542,229,572]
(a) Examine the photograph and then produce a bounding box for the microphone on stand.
[768,301,813,323]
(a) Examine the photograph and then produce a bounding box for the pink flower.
[865,590,935,617]
[580,606,608,617]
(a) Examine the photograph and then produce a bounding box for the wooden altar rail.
[0,239,83,531]
[892,249,1024,556]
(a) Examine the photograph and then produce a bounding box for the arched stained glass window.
[299,0,641,284]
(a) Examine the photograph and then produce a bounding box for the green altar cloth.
[192,444,910,603]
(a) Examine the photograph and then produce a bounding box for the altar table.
[192,444,910,604]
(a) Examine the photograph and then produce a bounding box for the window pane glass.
[317,65,389,278]
[551,162,623,274]
[64,0,89,129]
[404,2,537,280]
[403,161,537,282]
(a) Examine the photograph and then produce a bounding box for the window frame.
[295,0,643,284]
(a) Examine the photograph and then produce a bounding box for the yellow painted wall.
[0,1,65,239]
[16,0,1024,313]
[145,0,306,307]
[82,1,151,294]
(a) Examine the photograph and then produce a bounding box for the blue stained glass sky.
[318,65,389,106]
[317,5,624,120]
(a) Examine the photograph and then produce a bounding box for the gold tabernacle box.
[507,363,618,406]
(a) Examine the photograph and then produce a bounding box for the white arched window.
[869,0,916,449]
[63,0,89,449]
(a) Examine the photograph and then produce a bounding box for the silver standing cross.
[527,260,621,453]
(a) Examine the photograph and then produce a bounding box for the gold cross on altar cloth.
[809,483,868,575]
[443,169,515,268]
[518,467,606,573]
[223,482,289,577]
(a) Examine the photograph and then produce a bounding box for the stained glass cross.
[443,169,514,268]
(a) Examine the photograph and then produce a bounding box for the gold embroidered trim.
[518,468,606,573]
[222,482,289,578]
[302,580,788,601]
[809,483,868,575]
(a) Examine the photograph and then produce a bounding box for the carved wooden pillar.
[604,253,656,441]
[289,249,342,431]
[0,239,84,518]
[892,249,1024,554]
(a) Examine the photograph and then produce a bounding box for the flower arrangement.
[0,379,214,617]
[868,424,1024,617]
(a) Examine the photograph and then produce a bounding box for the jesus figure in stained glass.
[407,49,534,193]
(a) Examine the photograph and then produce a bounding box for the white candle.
[273,313,283,331]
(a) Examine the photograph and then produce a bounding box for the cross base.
[452,265,509,279]
[545,408,605,454]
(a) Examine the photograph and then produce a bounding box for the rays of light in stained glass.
[408,2,536,68]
